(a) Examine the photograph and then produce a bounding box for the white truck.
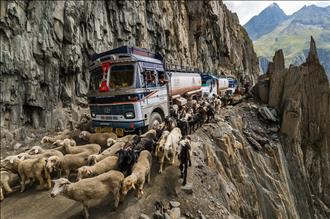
[201,74,229,98]
[87,46,202,136]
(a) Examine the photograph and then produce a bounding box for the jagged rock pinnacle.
[306,36,319,64]
[272,49,285,71]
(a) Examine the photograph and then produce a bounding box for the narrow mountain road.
[0,159,187,219]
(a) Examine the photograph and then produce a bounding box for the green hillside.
[251,5,330,78]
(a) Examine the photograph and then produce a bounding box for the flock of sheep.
[0,96,224,218]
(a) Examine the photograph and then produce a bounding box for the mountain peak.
[295,4,324,14]
[244,3,287,40]
[269,3,280,9]
[261,3,286,16]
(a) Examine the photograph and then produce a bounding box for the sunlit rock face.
[0,0,259,133]
[254,37,330,218]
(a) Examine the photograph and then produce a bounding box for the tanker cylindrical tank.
[168,72,201,97]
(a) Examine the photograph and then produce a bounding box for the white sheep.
[157,128,182,173]
[79,131,117,147]
[77,156,118,180]
[41,129,71,144]
[140,129,157,141]
[17,157,51,192]
[88,140,127,165]
[50,170,124,218]
[53,139,101,155]
[52,138,76,147]
[106,135,137,147]
[0,170,19,201]
[27,146,64,158]
[214,98,222,113]
[155,130,170,174]
[1,155,25,174]
[164,128,182,164]
[121,150,152,199]
[46,151,92,178]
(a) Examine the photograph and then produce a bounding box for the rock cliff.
[2,99,329,219]
[0,0,259,136]
[253,37,330,218]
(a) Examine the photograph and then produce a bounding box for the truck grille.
[91,104,134,115]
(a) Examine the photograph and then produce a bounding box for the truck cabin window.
[109,65,134,89]
[158,72,167,86]
[202,78,209,86]
[143,70,157,88]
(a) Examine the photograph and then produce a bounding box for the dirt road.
[0,161,184,219]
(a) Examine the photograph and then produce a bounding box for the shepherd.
[178,136,192,185]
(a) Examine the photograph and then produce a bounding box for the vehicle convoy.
[87,46,234,135]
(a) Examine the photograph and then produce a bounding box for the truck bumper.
[91,119,145,130]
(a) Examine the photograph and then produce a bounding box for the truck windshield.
[109,65,134,89]
[202,79,210,86]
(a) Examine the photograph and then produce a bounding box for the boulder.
[169,201,181,208]
[169,207,181,219]
[258,106,277,122]
[181,183,193,194]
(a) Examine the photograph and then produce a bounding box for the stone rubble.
[257,106,278,122]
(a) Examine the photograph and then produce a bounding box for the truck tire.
[148,112,162,130]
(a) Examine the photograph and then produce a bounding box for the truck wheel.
[149,112,162,130]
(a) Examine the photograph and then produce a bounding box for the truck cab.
[88,46,169,136]
[226,77,238,95]
[201,74,218,98]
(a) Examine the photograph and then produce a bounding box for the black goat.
[178,138,192,185]
[117,136,154,175]
[116,148,138,176]
[207,105,215,122]
[177,119,190,137]
[132,136,154,153]
[190,112,202,132]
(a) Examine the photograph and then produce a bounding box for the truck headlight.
[124,111,135,119]
[91,113,96,118]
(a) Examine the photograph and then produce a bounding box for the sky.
[223,1,330,25]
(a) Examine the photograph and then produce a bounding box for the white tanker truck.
[201,74,230,98]
[88,46,205,135]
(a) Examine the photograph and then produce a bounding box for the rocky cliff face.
[254,37,330,218]
[2,99,328,219]
[0,0,259,136]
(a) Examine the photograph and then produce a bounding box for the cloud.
[224,1,330,25]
